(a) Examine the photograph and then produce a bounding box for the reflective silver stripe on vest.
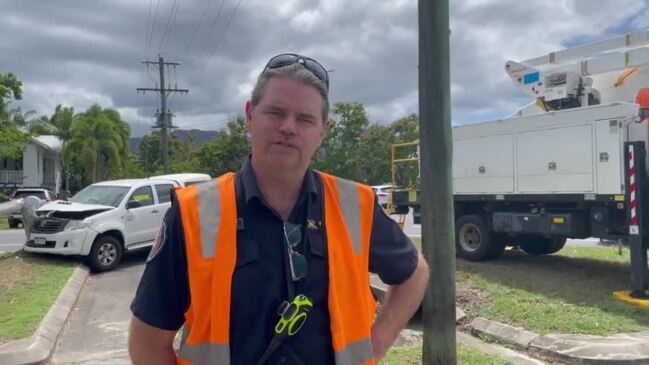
[179,337,230,364]
[334,337,373,365]
[196,181,221,259]
[336,177,361,255]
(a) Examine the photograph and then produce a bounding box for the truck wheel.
[456,214,505,261]
[87,235,123,272]
[8,218,18,229]
[520,237,566,256]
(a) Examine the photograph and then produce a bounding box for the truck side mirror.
[126,200,141,209]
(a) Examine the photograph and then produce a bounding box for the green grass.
[558,245,631,263]
[0,251,75,343]
[0,216,23,230]
[457,246,649,336]
[382,345,511,365]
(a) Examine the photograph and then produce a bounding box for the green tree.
[0,121,30,159]
[0,72,22,120]
[65,104,129,184]
[313,102,369,180]
[354,124,393,184]
[25,114,57,135]
[115,153,146,179]
[50,105,76,142]
[169,132,202,173]
[197,117,250,177]
[34,105,82,193]
[137,131,202,176]
[342,114,419,186]
[390,114,420,188]
[0,73,30,159]
[391,114,419,143]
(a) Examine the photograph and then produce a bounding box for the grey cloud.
[0,0,646,135]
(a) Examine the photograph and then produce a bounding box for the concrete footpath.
[470,317,649,365]
[372,274,649,365]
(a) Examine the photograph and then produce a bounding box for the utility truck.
[391,29,649,298]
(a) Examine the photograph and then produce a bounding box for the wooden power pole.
[419,0,457,364]
[137,54,188,174]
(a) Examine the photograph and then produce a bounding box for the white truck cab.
[149,173,211,187]
[24,178,184,272]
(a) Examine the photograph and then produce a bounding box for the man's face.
[246,77,329,172]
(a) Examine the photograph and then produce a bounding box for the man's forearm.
[129,316,177,365]
[371,253,429,362]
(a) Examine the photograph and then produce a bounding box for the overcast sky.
[1,0,647,137]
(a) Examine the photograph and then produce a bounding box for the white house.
[0,135,63,194]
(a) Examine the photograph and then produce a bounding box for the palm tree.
[50,105,75,141]
[48,105,78,192]
[65,104,126,184]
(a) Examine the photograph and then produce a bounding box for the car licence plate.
[33,237,46,245]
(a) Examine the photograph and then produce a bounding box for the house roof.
[32,135,63,153]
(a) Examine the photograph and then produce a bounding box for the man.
[129,53,429,365]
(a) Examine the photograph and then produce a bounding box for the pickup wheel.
[456,214,505,261]
[8,218,19,229]
[520,237,566,256]
[87,235,123,272]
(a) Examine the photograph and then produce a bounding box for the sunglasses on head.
[283,222,307,282]
[263,53,329,91]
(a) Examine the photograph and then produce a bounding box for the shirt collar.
[239,156,319,205]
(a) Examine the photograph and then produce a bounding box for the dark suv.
[8,188,57,228]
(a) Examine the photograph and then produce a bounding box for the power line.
[145,64,158,86]
[200,0,228,55]
[206,0,243,61]
[159,0,181,54]
[145,0,161,58]
[140,0,155,88]
[143,0,153,58]
[163,0,182,53]
[184,0,215,55]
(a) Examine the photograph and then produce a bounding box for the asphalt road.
[0,228,26,253]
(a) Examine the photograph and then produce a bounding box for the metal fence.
[0,170,23,184]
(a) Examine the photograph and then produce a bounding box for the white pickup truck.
[24,174,210,271]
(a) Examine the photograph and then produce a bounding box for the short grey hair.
[251,63,330,122]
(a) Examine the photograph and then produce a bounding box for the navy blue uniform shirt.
[131,158,418,365]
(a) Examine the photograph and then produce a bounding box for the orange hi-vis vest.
[174,172,377,365]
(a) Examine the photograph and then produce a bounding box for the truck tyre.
[8,218,18,229]
[520,237,566,256]
[87,235,123,272]
[456,214,505,261]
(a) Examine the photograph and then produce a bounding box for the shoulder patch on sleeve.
[147,220,167,262]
